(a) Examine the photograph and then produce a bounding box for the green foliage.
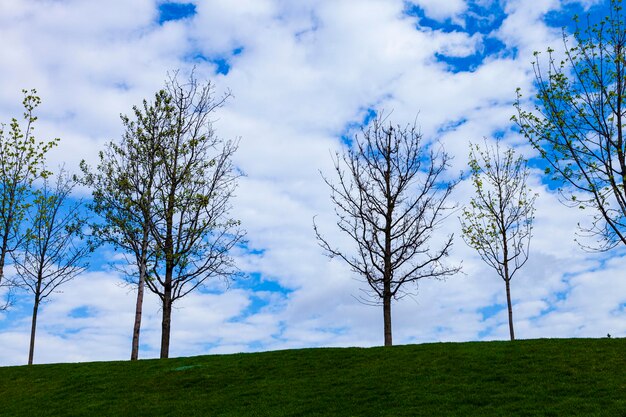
[514,0,626,250]
[137,73,244,307]
[0,90,58,185]
[460,139,536,282]
[79,72,244,358]
[0,89,59,291]
[0,339,623,416]
[80,76,243,292]
[79,89,168,264]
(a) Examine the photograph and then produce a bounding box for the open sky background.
[0,0,624,366]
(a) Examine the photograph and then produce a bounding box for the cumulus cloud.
[408,0,467,21]
[0,0,624,366]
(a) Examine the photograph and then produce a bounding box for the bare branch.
[315,113,460,346]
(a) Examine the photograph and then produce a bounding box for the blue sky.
[0,0,623,366]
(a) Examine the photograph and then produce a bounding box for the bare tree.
[460,139,536,340]
[514,0,626,251]
[79,94,166,360]
[145,73,245,359]
[0,90,58,309]
[315,115,460,346]
[12,169,90,365]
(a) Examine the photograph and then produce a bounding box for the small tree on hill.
[460,139,536,340]
[80,94,165,361]
[149,74,245,358]
[315,114,460,346]
[12,169,91,365]
[0,90,58,309]
[83,72,244,359]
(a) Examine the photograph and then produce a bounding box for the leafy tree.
[82,72,244,359]
[0,90,58,308]
[514,0,626,251]
[147,73,245,358]
[315,114,460,346]
[79,95,165,360]
[12,169,90,365]
[460,139,536,340]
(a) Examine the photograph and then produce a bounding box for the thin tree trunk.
[130,262,146,361]
[131,159,155,361]
[0,202,16,286]
[500,212,515,341]
[0,223,13,310]
[160,298,171,358]
[160,162,176,359]
[160,273,172,359]
[505,278,515,341]
[28,267,46,365]
[28,296,40,365]
[382,130,394,347]
[0,233,8,285]
[383,292,392,346]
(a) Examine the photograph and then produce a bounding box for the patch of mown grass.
[0,338,624,416]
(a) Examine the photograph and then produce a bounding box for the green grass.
[0,338,624,416]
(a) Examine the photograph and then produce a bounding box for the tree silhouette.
[315,114,460,346]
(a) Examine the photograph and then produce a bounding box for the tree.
[314,114,460,346]
[514,0,626,251]
[460,139,536,340]
[80,92,170,361]
[0,90,58,308]
[12,169,90,365]
[144,73,244,359]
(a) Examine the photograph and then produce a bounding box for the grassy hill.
[0,338,624,416]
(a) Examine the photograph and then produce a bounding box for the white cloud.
[408,0,467,21]
[0,0,624,366]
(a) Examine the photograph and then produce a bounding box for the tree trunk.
[505,278,515,341]
[28,269,45,365]
[28,296,40,365]
[159,152,177,360]
[0,204,15,286]
[130,262,146,361]
[501,217,515,341]
[382,130,394,347]
[0,233,8,285]
[160,297,171,359]
[160,272,172,359]
[383,292,392,346]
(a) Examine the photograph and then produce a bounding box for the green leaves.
[514,0,626,250]
[460,139,536,281]
[0,89,60,286]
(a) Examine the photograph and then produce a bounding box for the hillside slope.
[0,338,624,416]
